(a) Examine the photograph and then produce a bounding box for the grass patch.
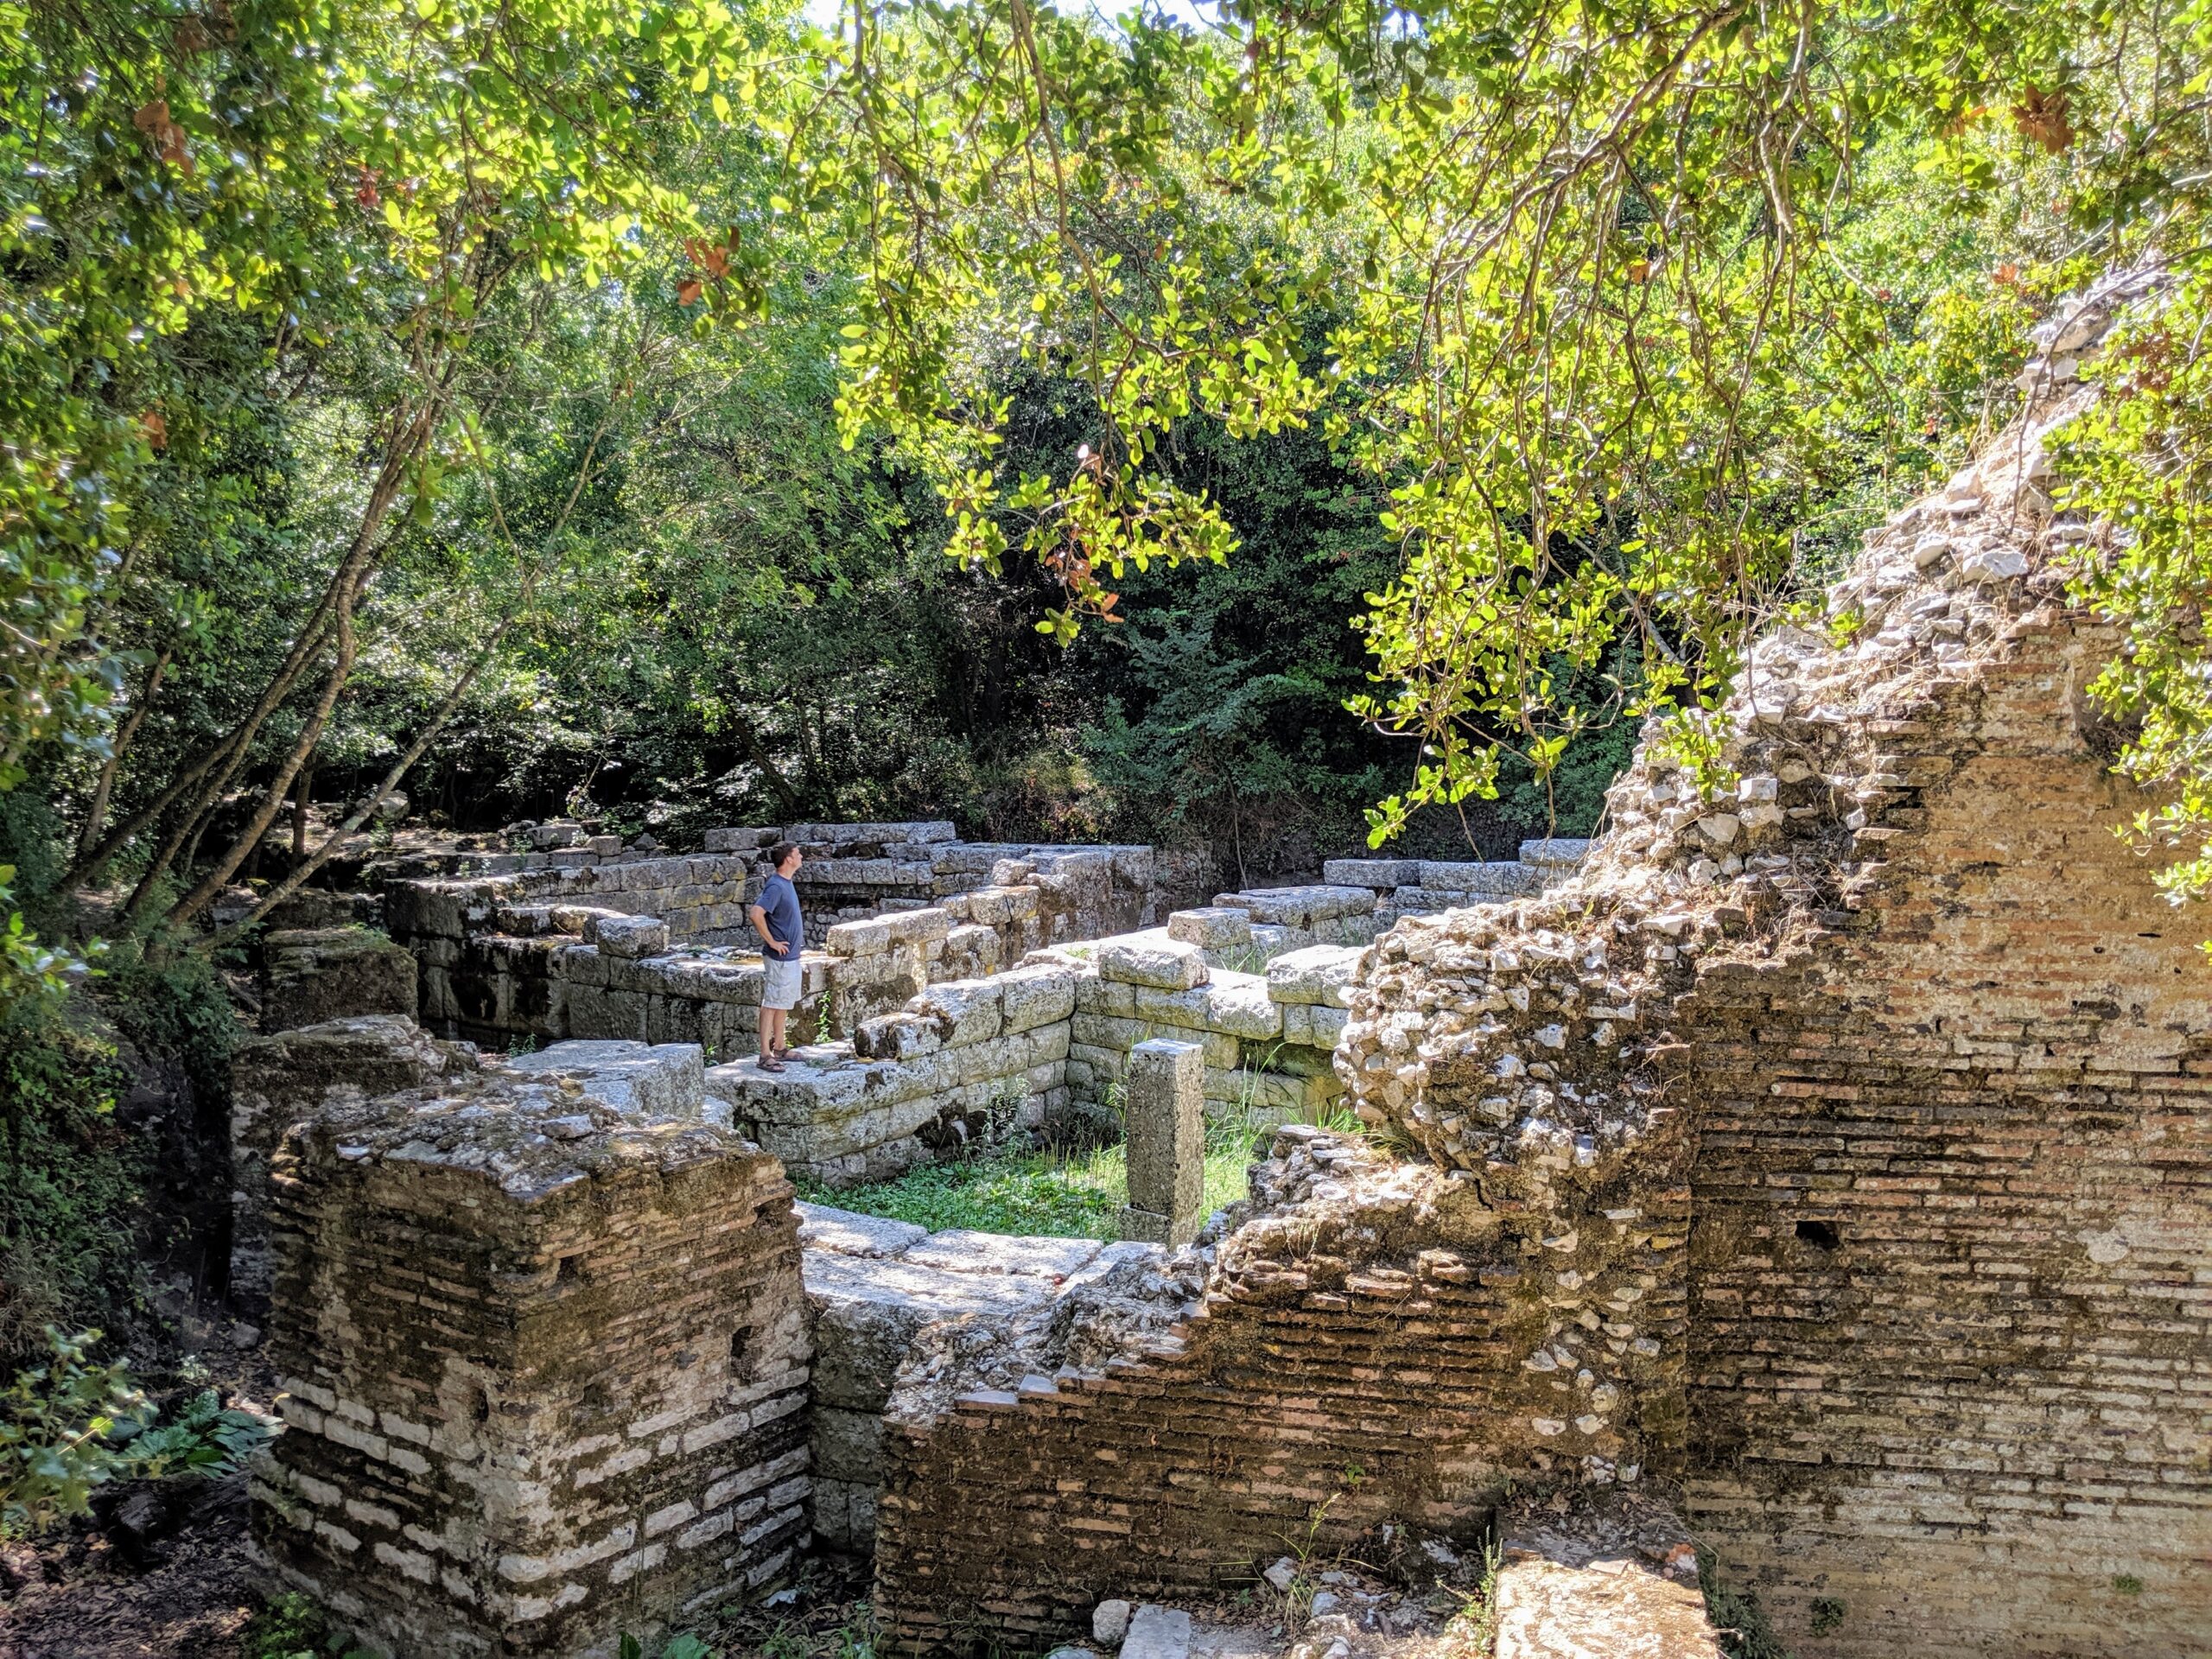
[797,1106,1280,1241]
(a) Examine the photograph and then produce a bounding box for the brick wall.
[1676,613,2212,1659]
[252,1082,812,1658]
[873,1126,1694,1653]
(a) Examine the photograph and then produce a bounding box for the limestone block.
[1200,973,1283,1040]
[1281,1002,1350,1049]
[1491,1497,1720,1659]
[703,826,779,853]
[802,1250,1058,1411]
[882,907,953,946]
[997,964,1079,1033]
[500,1039,704,1117]
[902,1231,1103,1279]
[1097,938,1209,991]
[811,1404,884,1484]
[796,1202,926,1259]
[1215,884,1376,928]
[1267,944,1367,1007]
[1516,837,1592,869]
[563,983,648,1042]
[1320,857,1423,888]
[1121,1039,1205,1247]
[825,917,894,956]
[912,977,1005,1047]
[1166,906,1253,949]
[1418,861,1544,897]
[582,912,670,959]
[854,1012,944,1062]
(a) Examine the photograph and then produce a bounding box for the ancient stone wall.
[704,963,1078,1184]
[227,1014,476,1319]
[860,276,2207,1658]
[871,1125,1694,1652]
[251,1071,811,1658]
[1671,595,2211,1656]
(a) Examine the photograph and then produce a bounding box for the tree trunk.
[76,649,169,860]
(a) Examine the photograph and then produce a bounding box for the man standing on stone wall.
[747,840,804,1071]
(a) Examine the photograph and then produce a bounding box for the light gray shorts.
[761,953,803,1011]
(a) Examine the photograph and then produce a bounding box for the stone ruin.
[234,275,2206,1658]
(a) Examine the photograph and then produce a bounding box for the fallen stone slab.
[902,1230,1103,1279]
[1121,1605,1192,1659]
[797,1201,928,1259]
[1491,1492,1720,1659]
[499,1038,704,1116]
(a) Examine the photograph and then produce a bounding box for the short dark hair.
[766,840,800,872]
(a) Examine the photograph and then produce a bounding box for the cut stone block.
[499,1039,705,1116]
[1266,944,1367,1008]
[1419,860,1544,896]
[1120,1039,1205,1247]
[1097,938,1209,991]
[797,1201,927,1259]
[1319,858,1423,888]
[1211,884,1376,927]
[582,912,670,959]
[1166,906,1253,949]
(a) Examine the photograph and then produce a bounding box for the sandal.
[756,1056,786,1073]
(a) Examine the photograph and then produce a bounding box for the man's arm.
[747,900,785,957]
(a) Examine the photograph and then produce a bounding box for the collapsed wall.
[873,1122,1694,1650]
[251,1053,811,1658]
[864,275,2209,1658]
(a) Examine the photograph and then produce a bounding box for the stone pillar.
[251,1077,811,1658]
[1119,1038,1205,1245]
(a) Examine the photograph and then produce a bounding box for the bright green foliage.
[0,1326,141,1536]
[2055,260,2212,948]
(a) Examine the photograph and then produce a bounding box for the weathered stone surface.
[262,926,417,1032]
[796,1200,928,1259]
[583,912,670,958]
[903,1230,1103,1279]
[1319,858,1422,888]
[1264,944,1365,1007]
[1120,1605,1192,1659]
[1165,906,1253,949]
[1492,1492,1718,1659]
[498,1038,703,1116]
[1212,885,1375,926]
[1097,938,1210,991]
[1119,1040,1205,1247]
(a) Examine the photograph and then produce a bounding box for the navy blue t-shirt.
[756,872,803,958]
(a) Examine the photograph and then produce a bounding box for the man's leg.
[759,1004,779,1062]
[767,1007,787,1056]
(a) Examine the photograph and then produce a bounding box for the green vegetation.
[0,1327,268,1538]
[238,1592,376,1659]
[5,0,2206,999]
[798,1104,1283,1241]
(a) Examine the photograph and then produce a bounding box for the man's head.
[768,840,803,876]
